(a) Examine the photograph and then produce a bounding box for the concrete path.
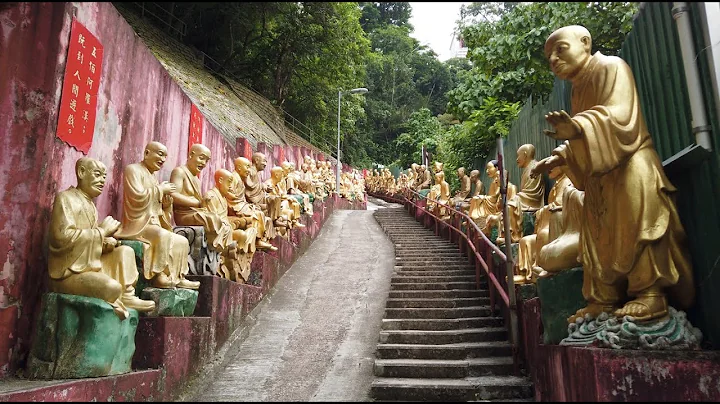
[185,198,399,402]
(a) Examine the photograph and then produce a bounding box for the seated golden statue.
[417,164,432,190]
[450,167,471,209]
[266,166,305,232]
[169,144,235,254]
[229,157,277,252]
[282,161,313,214]
[460,169,485,213]
[427,170,451,220]
[245,152,286,229]
[48,158,156,319]
[432,161,444,174]
[115,142,199,290]
[496,144,546,245]
[204,169,258,282]
[469,160,516,233]
[532,25,694,323]
[516,165,572,284]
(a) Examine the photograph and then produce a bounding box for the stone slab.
[26,293,139,379]
[535,267,586,344]
[173,225,220,276]
[140,287,199,317]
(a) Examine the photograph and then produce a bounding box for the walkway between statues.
[180,201,396,401]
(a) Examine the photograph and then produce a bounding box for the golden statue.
[532,25,694,323]
[282,161,313,214]
[115,142,199,290]
[417,164,432,190]
[169,144,235,254]
[428,170,451,220]
[516,165,573,284]
[245,152,286,229]
[266,166,304,232]
[496,144,546,245]
[228,157,277,252]
[48,158,156,320]
[204,169,258,282]
[469,160,516,233]
[450,167,471,208]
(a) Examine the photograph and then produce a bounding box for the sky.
[408,2,472,61]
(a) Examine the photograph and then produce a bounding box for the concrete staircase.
[371,207,534,402]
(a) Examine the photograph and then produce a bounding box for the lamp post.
[337,87,368,194]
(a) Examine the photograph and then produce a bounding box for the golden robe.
[243,167,282,220]
[171,165,234,252]
[555,52,693,308]
[205,187,256,253]
[115,163,190,282]
[471,179,486,197]
[229,171,274,241]
[451,174,471,207]
[48,187,137,289]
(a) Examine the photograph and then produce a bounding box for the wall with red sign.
[0,2,241,378]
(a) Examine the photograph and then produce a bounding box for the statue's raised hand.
[544,110,581,140]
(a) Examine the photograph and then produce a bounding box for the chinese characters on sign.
[189,103,203,153]
[56,19,104,154]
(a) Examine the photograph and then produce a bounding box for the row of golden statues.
[368,25,696,325]
[48,142,366,319]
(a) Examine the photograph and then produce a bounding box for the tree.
[359,2,412,32]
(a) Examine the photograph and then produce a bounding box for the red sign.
[56,19,104,154]
[278,147,285,164]
[189,103,203,150]
[243,141,253,159]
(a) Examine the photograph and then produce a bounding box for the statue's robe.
[244,166,282,220]
[555,52,693,308]
[48,187,137,314]
[115,163,190,283]
[418,170,432,190]
[536,183,584,273]
[229,171,275,240]
[204,187,256,254]
[471,179,486,197]
[451,174,471,207]
[286,171,312,214]
[507,160,546,239]
[266,178,300,220]
[171,165,233,252]
[518,174,572,275]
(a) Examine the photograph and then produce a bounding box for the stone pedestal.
[26,293,139,379]
[536,266,586,344]
[173,225,220,276]
[140,287,199,317]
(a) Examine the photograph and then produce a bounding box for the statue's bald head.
[251,152,267,170]
[544,25,592,80]
[234,156,252,177]
[143,141,169,172]
[270,166,284,179]
[188,143,210,158]
[214,168,233,184]
[516,144,535,168]
[470,169,480,179]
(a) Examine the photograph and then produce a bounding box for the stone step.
[395,256,469,262]
[370,376,533,401]
[381,317,504,331]
[394,270,475,277]
[385,297,490,309]
[387,289,489,299]
[375,341,512,360]
[394,249,461,255]
[395,264,475,270]
[394,251,465,257]
[390,282,478,291]
[379,327,507,345]
[374,357,515,379]
[384,306,492,319]
[391,275,476,284]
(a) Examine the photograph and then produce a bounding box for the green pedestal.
[26,293,139,379]
[536,267,587,344]
[518,283,537,300]
[140,287,198,317]
[522,211,536,237]
[119,240,149,296]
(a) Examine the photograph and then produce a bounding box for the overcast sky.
[408,2,471,61]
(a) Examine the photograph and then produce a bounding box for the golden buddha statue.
[461,169,485,213]
[450,167,471,209]
[516,165,573,284]
[245,152,286,229]
[496,144,546,245]
[282,161,313,214]
[204,169,258,282]
[265,166,303,233]
[428,170,451,220]
[48,158,156,319]
[469,160,516,233]
[531,25,694,323]
[169,144,235,254]
[115,142,199,290]
[417,164,432,190]
[228,157,278,252]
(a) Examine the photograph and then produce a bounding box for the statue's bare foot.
[567,303,617,324]
[615,293,668,322]
[256,239,278,251]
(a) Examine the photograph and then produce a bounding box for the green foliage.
[393,108,443,169]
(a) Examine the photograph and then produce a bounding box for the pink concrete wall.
[0,2,238,377]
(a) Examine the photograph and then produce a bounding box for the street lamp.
[337,87,368,194]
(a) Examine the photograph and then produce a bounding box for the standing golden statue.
[450,167,471,209]
[532,25,694,322]
[48,158,156,319]
[116,142,199,290]
[428,170,451,220]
